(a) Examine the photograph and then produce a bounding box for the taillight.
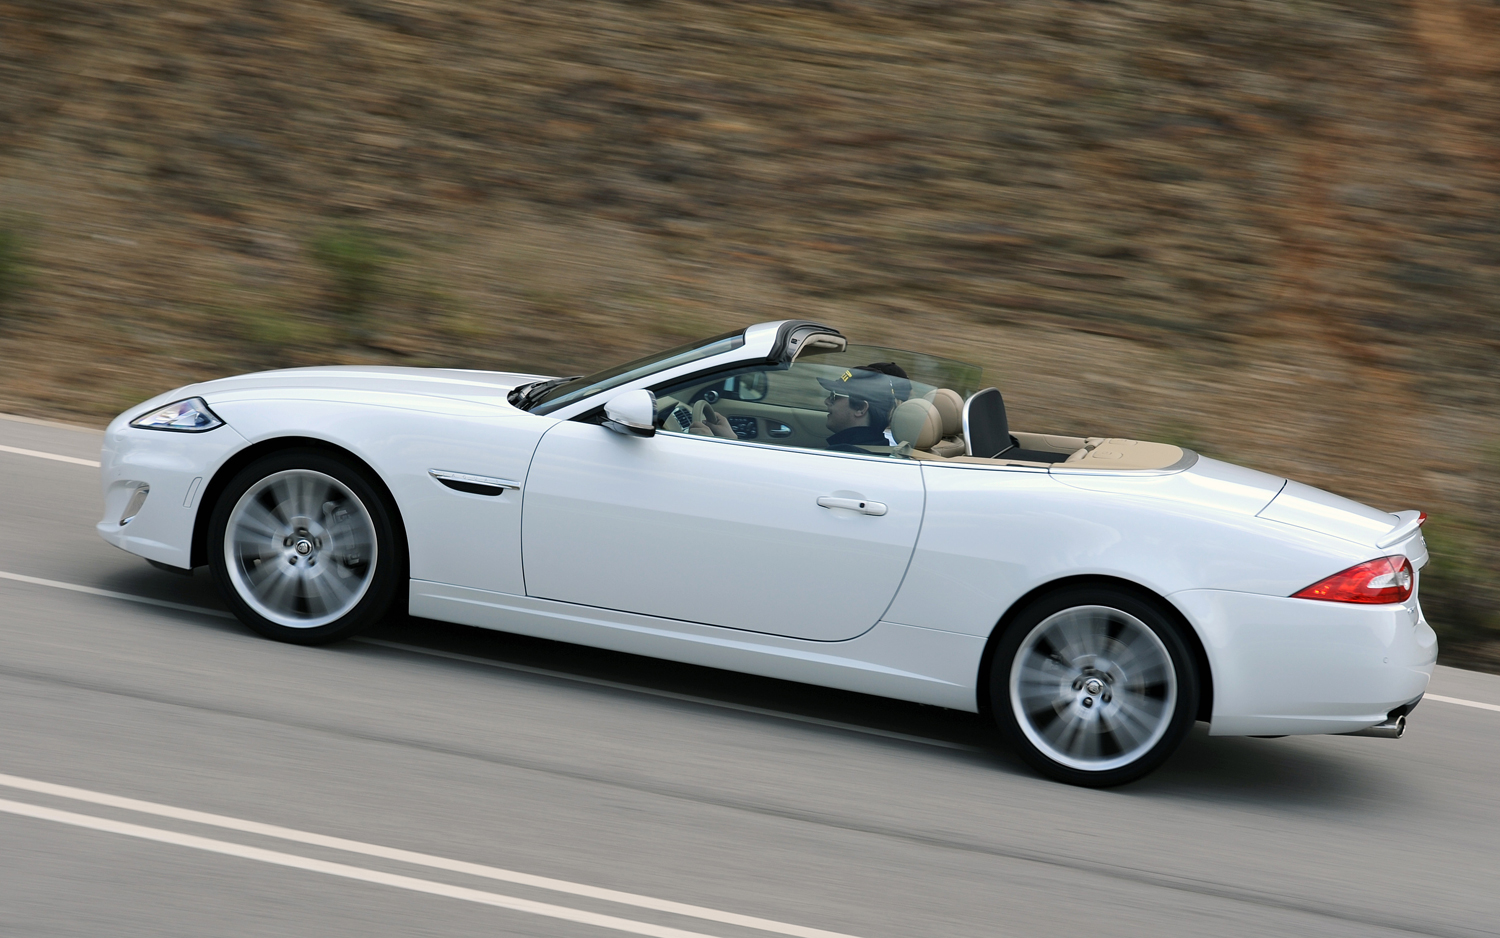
[1292,555,1414,604]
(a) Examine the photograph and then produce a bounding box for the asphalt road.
[2,412,1498,938]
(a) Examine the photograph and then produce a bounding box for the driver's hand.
[694,403,739,440]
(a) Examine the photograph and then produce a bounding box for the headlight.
[129,397,224,432]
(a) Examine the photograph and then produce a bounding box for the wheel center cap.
[294,539,313,555]
[1084,678,1104,696]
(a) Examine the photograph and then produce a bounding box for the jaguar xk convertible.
[97,320,1437,785]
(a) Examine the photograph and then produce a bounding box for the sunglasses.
[825,391,873,410]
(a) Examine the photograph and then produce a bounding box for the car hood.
[183,366,553,410]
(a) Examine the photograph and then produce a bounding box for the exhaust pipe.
[1344,715,1406,739]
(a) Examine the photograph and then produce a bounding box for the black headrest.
[963,387,1015,458]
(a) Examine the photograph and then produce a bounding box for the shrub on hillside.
[309,226,387,329]
[1420,444,1500,661]
[0,224,29,317]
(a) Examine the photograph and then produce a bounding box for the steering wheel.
[692,400,739,440]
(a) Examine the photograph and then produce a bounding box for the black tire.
[208,448,403,645]
[989,586,1199,787]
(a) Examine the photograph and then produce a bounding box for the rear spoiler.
[1375,510,1428,549]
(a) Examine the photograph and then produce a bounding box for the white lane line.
[356,638,983,752]
[0,570,236,619]
[0,569,980,752]
[0,412,103,433]
[0,774,860,938]
[1426,693,1500,713]
[0,797,733,938]
[0,444,100,467]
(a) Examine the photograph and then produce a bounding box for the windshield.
[794,344,984,400]
[529,330,746,414]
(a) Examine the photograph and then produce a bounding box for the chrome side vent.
[428,469,519,497]
[120,484,150,525]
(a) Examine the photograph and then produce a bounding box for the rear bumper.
[1170,588,1438,736]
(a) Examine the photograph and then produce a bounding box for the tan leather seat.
[890,398,946,459]
[922,389,967,457]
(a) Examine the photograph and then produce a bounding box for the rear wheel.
[990,587,1198,787]
[208,449,401,645]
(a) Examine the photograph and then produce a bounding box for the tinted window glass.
[795,344,983,400]
[653,360,930,456]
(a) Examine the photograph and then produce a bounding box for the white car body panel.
[1258,479,1401,545]
[97,323,1438,738]
[523,422,925,641]
[98,417,249,569]
[883,457,1379,638]
[1173,589,1437,735]
[1051,454,1286,515]
[411,581,985,710]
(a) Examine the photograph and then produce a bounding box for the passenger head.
[860,362,911,403]
[818,368,899,433]
[823,390,871,434]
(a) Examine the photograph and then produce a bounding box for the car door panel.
[522,420,925,641]
[707,400,829,447]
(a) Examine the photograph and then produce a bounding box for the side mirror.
[603,389,656,437]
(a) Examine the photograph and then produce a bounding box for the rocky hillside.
[1,0,1497,664]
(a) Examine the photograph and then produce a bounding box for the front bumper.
[96,416,249,569]
[1171,588,1438,736]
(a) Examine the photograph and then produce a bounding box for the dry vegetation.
[1,0,1497,667]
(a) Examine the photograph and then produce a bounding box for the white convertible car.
[98,320,1437,785]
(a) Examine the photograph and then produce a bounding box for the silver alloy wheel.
[223,469,378,629]
[1009,604,1178,772]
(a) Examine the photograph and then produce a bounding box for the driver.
[818,369,898,450]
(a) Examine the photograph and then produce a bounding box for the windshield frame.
[527,330,747,415]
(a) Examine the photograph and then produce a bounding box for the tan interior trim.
[1011,431,1088,452]
[941,455,1054,467]
[1060,438,1185,470]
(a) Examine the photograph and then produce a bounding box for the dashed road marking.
[0,570,235,618]
[1425,693,1500,713]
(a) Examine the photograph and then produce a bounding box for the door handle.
[817,496,887,516]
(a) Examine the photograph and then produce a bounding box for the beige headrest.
[923,388,964,437]
[891,398,944,450]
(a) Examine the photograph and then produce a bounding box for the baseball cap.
[816,368,898,402]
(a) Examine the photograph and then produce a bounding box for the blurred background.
[0,0,1496,668]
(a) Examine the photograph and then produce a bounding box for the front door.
[521,421,925,641]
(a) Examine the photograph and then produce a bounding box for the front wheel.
[208,449,402,645]
[990,587,1199,787]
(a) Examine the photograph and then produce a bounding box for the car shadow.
[1127,724,1392,810]
[93,564,232,617]
[367,613,1003,753]
[367,615,1390,807]
[81,570,1393,807]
